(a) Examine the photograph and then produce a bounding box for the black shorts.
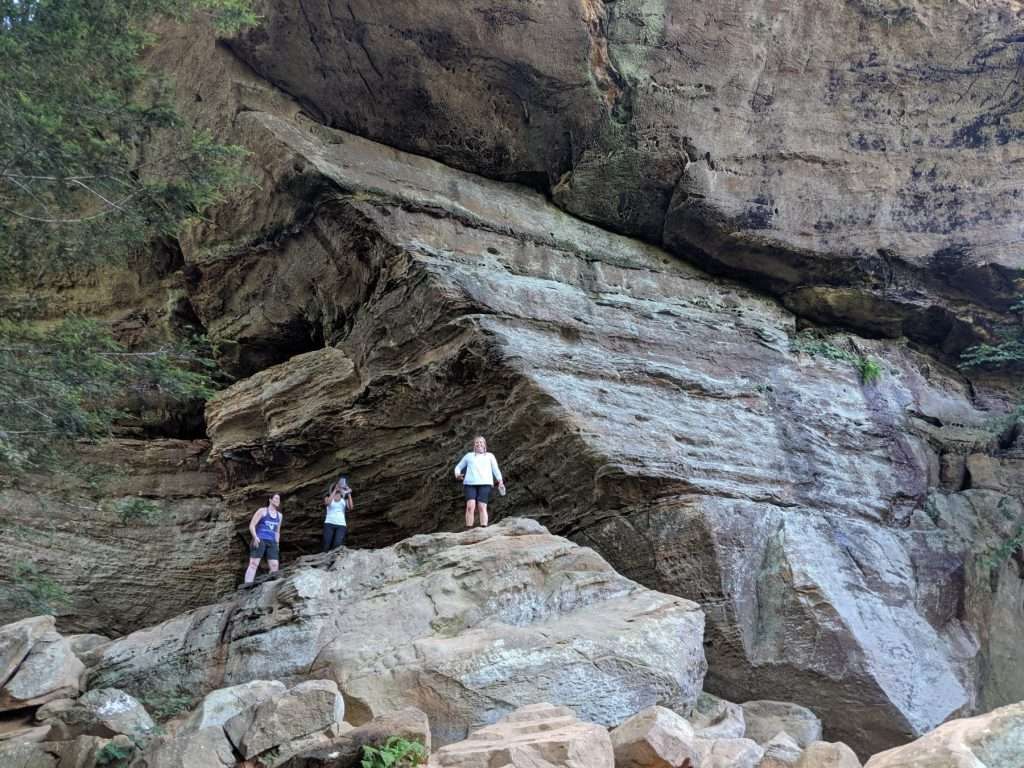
[464,485,492,503]
[250,539,280,561]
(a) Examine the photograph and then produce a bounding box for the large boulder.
[427,703,613,768]
[223,0,1024,351]
[690,693,745,740]
[609,705,698,768]
[35,688,154,741]
[180,680,288,733]
[0,631,83,711]
[0,617,54,690]
[224,679,346,760]
[86,520,706,747]
[864,701,1024,768]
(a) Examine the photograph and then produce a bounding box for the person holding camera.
[322,476,353,552]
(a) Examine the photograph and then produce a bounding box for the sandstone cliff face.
[224,0,1024,355]
[136,30,1021,751]
[3,5,1023,761]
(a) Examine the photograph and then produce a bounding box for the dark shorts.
[464,484,492,504]
[250,539,280,561]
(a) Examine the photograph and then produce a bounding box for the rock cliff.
[2,3,1023,760]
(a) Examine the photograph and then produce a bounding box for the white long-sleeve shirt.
[454,452,503,486]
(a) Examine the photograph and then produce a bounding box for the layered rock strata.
[85,520,707,747]
[223,0,1024,353]
[159,57,1024,753]
[0,439,232,635]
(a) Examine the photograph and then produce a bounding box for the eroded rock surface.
[224,0,1024,352]
[130,29,1024,755]
[427,702,613,768]
[864,701,1024,768]
[85,520,706,747]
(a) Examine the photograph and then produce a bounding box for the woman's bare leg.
[465,499,477,528]
[478,502,489,527]
[268,559,279,574]
[244,557,260,583]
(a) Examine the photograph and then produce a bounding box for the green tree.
[0,0,254,469]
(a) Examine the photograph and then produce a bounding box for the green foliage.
[0,0,253,470]
[960,297,1024,372]
[95,741,134,768]
[361,737,428,768]
[790,334,884,385]
[10,559,70,614]
[111,496,162,525]
[0,0,256,279]
[0,317,217,470]
[140,690,193,722]
[856,356,882,385]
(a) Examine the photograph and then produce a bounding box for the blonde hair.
[473,435,487,451]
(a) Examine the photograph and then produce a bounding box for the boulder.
[743,702,822,748]
[36,688,154,741]
[864,701,1024,768]
[760,732,804,768]
[87,520,706,747]
[0,631,83,711]
[0,741,61,768]
[64,636,109,660]
[695,737,765,768]
[0,617,54,690]
[180,680,287,733]
[134,726,236,768]
[279,707,430,768]
[224,680,345,760]
[0,724,51,744]
[797,742,861,768]
[610,705,698,768]
[690,693,745,739]
[57,735,131,768]
[427,703,613,768]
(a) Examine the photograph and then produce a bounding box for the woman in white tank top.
[321,478,353,553]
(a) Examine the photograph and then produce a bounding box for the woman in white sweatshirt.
[453,435,505,528]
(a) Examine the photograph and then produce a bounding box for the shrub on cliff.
[959,299,1024,372]
[0,0,255,470]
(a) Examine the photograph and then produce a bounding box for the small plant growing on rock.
[790,333,883,385]
[140,690,193,722]
[361,737,428,768]
[856,357,883,385]
[95,741,134,768]
[959,299,1024,372]
[10,560,70,614]
[111,497,162,526]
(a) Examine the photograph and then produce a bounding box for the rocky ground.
[1,526,1022,767]
[1,1,1023,763]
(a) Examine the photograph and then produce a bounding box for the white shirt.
[325,498,347,526]
[454,452,503,486]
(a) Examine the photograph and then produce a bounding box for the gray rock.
[761,732,804,768]
[0,617,54,690]
[610,705,698,768]
[0,631,83,711]
[180,680,287,734]
[37,688,154,741]
[134,727,235,768]
[64,635,109,658]
[864,701,1024,768]
[0,724,51,744]
[0,740,61,768]
[796,741,861,768]
[695,737,765,768]
[743,701,823,748]
[87,521,705,748]
[224,679,345,760]
[690,692,745,739]
[280,707,430,768]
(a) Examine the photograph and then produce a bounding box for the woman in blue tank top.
[244,493,283,584]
